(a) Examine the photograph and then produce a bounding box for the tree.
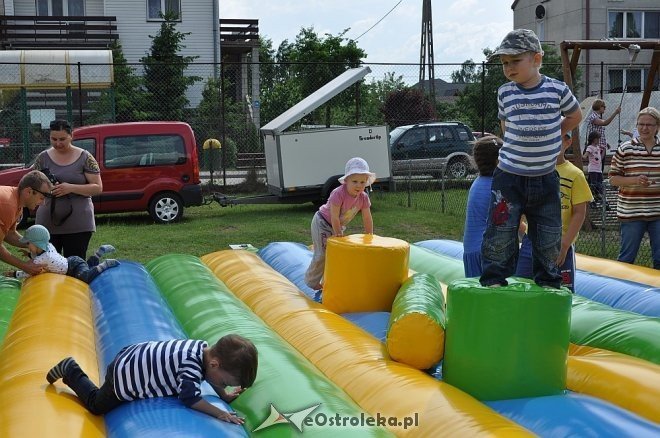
[259,28,365,128]
[381,88,436,128]
[88,40,146,124]
[258,37,303,126]
[451,60,478,84]
[193,76,261,169]
[141,11,200,121]
[450,44,582,135]
[358,72,407,126]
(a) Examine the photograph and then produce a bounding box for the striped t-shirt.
[608,136,660,222]
[112,339,208,407]
[498,75,580,176]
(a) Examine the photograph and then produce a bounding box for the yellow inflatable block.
[0,274,104,438]
[568,344,660,423]
[323,234,410,313]
[203,250,532,437]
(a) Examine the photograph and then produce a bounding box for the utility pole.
[419,0,435,102]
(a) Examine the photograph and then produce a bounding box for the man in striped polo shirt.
[479,29,582,288]
[609,106,660,269]
[46,335,258,423]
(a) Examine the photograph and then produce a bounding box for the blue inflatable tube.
[575,271,660,317]
[487,393,659,437]
[415,240,660,318]
[90,261,246,438]
[259,242,392,339]
[258,241,318,300]
[258,241,660,436]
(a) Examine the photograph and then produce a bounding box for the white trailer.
[216,67,392,206]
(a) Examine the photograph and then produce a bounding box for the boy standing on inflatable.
[480,29,581,288]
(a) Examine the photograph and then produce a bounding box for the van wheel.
[447,157,469,179]
[149,193,183,223]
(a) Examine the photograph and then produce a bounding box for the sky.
[220,0,514,67]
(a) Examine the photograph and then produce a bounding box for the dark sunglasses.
[32,187,53,198]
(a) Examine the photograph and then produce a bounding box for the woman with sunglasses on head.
[31,120,102,259]
[609,107,660,269]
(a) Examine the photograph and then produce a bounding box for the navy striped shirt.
[498,75,579,176]
[112,339,207,407]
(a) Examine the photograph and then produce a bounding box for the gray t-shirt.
[34,149,100,234]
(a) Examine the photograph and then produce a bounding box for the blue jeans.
[516,235,576,291]
[619,219,660,270]
[480,168,562,288]
[63,358,123,415]
[66,254,101,284]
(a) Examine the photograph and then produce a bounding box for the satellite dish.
[535,5,546,19]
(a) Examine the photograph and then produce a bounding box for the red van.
[0,121,203,223]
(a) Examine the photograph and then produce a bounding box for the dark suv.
[389,122,476,178]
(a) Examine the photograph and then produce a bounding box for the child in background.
[304,157,375,292]
[480,29,582,289]
[4,224,118,283]
[46,335,258,424]
[462,135,502,277]
[582,131,606,206]
[516,133,593,291]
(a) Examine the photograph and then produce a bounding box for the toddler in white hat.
[304,157,375,295]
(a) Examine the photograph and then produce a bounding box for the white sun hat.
[338,157,376,186]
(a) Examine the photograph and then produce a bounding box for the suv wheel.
[149,192,183,223]
[447,157,469,179]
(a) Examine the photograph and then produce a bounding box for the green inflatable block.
[443,278,572,401]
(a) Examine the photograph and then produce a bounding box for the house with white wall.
[0,0,222,105]
[511,0,659,99]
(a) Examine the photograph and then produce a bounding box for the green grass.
[88,195,465,265]
[12,188,652,268]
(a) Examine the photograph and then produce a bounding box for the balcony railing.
[0,15,118,49]
[219,18,258,48]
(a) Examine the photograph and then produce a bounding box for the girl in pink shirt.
[304,157,375,293]
[582,131,606,206]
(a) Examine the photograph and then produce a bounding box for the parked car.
[472,131,495,139]
[0,121,203,224]
[389,122,476,178]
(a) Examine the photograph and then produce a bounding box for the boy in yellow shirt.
[516,132,593,291]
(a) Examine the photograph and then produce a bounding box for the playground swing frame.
[559,39,660,168]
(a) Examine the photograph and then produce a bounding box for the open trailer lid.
[260,66,371,136]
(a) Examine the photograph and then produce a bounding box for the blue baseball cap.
[19,224,51,251]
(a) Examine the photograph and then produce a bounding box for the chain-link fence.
[0,59,656,266]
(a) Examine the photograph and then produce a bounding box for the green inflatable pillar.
[443,278,572,400]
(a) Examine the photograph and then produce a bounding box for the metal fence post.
[481,61,486,134]
[77,62,83,125]
[20,87,29,166]
[220,61,227,188]
[441,160,446,214]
